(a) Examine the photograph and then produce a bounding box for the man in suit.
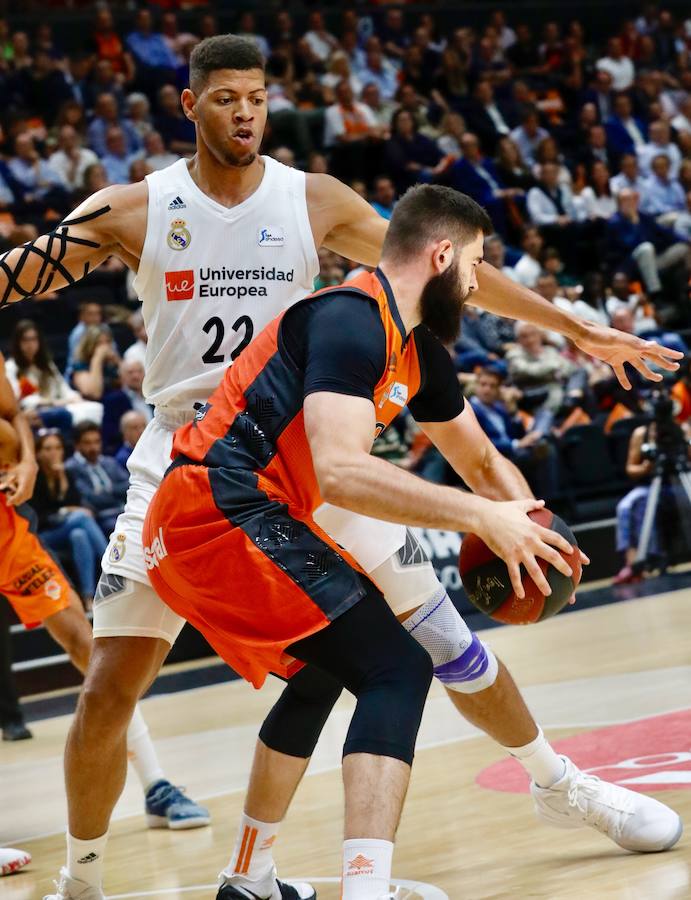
[470,366,559,498]
[101,359,152,454]
[605,93,647,165]
[466,79,515,156]
[65,422,130,537]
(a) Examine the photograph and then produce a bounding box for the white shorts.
[94,408,409,643]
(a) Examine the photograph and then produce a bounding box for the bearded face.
[419,256,472,344]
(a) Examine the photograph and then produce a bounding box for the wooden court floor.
[1,589,690,900]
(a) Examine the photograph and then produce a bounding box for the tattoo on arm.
[0,205,111,308]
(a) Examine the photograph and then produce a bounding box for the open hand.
[574,324,682,389]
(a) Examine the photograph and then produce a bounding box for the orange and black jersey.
[170,268,464,513]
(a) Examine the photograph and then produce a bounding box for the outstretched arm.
[0,181,146,307]
[0,353,37,505]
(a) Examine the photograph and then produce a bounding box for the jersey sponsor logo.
[12,563,57,595]
[388,382,409,407]
[167,195,186,210]
[257,226,285,247]
[197,266,295,299]
[144,527,168,570]
[108,533,127,564]
[167,218,191,251]
[165,269,195,301]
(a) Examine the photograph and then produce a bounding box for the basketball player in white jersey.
[0,35,681,900]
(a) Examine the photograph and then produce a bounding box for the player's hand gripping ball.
[459,508,582,624]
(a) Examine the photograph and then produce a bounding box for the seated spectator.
[12,48,73,127]
[321,51,362,96]
[537,273,607,327]
[577,160,617,221]
[129,157,150,184]
[123,310,148,367]
[126,8,177,93]
[303,10,339,63]
[640,154,686,223]
[509,108,549,168]
[65,421,129,536]
[532,136,571,186]
[637,120,682,179]
[32,429,107,605]
[6,320,102,431]
[360,82,395,132]
[470,366,559,499]
[672,190,691,241]
[671,96,691,137]
[596,37,635,91]
[48,125,99,195]
[527,161,581,227]
[506,322,584,413]
[126,92,153,140]
[436,111,466,157]
[605,271,658,335]
[454,306,509,374]
[605,93,647,164]
[115,409,148,469]
[66,301,103,376]
[102,358,152,453]
[324,79,381,149]
[574,124,614,171]
[610,305,687,362]
[154,83,196,157]
[82,58,126,114]
[88,7,135,84]
[491,136,535,193]
[370,175,396,220]
[605,188,690,314]
[143,130,179,171]
[72,324,121,401]
[581,69,616,124]
[88,93,143,159]
[8,132,70,215]
[78,162,110,201]
[513,225,544,288]
[384,109,447,193]
[102,126,143,185]
[466,79,513,155]
[610,153,646,196]
[355,43,398,101]
[236,11,270,59]
[484,233,519,282]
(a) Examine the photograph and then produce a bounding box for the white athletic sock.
[341,839,393,900]
[503,726,566,788]
[126,705,165,792]
[66,831,108,889]
[223,812,281,883]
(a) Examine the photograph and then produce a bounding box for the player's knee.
[403,591,499,694]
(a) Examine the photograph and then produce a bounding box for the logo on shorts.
[44,578,62,601]
[144,527,168,570]
[346,855,374,875]
[167,218,191,251]
[257,226,285,247]
[165,270,195,301]
[109,533,127,564]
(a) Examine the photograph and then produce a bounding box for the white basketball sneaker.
[0,847,31,876]
[531,755,683,852]
[43,868,105,900]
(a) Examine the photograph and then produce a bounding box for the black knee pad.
[259,664,343,758]
[343,632,433,766]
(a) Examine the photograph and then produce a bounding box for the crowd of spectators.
[0,2,690,596]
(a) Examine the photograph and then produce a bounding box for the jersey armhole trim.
[131,177,158,303]
[294,169,320,287]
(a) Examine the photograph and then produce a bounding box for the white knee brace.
[402,590,499,694]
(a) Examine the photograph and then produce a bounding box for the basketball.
[459,508,582,624]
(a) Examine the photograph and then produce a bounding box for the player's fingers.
[520,498,545,513]
[536,525,572,556]
[507,559,525,599]
[629,356,662,382]
[568,593,577,605]
[643,341,684,365]
[523,554,552,596]
[534,540,572,578]
[612,363,631,390]
[578,549,590,566]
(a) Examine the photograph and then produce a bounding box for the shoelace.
[566,771,635,838]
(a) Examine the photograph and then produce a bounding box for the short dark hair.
[189,34,265,92]
[381,185,492,263]
[74,421,102,442]
[478,365,504,383]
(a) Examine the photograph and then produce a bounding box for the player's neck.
[186,149,265,209]
[378,261,423,335]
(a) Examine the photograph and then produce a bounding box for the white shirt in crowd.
[610,171,647,196]
[605,294,658,335]
[596,55,635,91]
[48,147,99,190]
[553,295,608,327]
[512,254,542,288]
[323,101,378,148]
[526,183,582,225]
[637,141,682,178]
[146,151,180,172]
[575,187,617,221]
[123,340,147,368]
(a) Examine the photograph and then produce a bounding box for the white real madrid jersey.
[133,156,319,409]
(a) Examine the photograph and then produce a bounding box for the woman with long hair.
[71,324,121,401]
[491,136,535,192]
[6,320,103,430]
[576,160,617,221]
[384,108,448,193]
[32,430,107,605]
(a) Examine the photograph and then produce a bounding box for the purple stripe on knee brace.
[433,633,488,685]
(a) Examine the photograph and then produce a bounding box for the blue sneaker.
[145,779,211,830]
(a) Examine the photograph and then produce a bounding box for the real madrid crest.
[167,218,191,251]
[109,533,127,564]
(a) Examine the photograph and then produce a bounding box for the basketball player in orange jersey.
[0,36,681,900]
[143,185,682,897]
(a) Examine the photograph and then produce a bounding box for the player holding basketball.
[0,35,681,900]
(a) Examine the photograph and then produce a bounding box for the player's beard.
[419,259,469,344]
[220,147,257,168]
